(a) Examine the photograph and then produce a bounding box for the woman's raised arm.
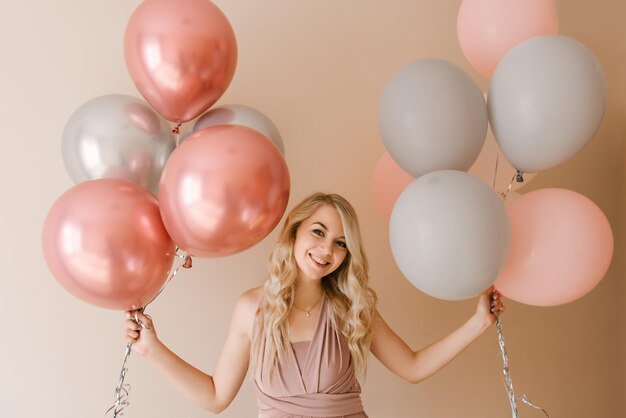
[370,287,504,384]
[124,288,262,413]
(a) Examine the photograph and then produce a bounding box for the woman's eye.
[336,241,347,249]
[313,229,324,237]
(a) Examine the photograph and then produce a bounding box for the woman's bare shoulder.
[238,286,265,309]
[231,286,265,340]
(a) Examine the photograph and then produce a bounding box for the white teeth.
[310,254,329,265]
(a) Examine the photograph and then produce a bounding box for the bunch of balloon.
[459,1,611,416]
[43,0,242,317]
[457,0,613,309]
[373,0,612,312]
[43,0,291,416]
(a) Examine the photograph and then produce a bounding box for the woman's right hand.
[124,310,159,357]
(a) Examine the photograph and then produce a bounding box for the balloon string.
[143,248,191,308]
[519,394,551,416]
[500,170,524,201]
[492,151,500,190]
[173,123,182,146]
[493,297,549,418]
[494,312,519,417]
[104,249,192,417]
[104,343,132,417]
[500,172,517,201]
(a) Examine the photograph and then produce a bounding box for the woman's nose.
[319,240,333,255]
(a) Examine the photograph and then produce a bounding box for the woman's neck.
[293,278,324,310]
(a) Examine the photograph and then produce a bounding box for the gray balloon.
[184,104,285,154]
[62,94,175,195]
[378,59,487,178]
[389,170,511,301]
[488,35,606,173]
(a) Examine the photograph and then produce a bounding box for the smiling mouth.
[309,253,330,266]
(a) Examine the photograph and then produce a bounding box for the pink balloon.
[124,0,238,122]
[468,124,537,193]
[495,188,613,306]
[42,179,175,310]
[159,125,290,257]
[457,0,558,78]
[372,152,414,221]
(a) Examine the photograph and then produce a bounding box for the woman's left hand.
[475,285,505,327]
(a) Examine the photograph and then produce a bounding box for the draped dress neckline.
[288,293,326,394]
[252,293,367,418]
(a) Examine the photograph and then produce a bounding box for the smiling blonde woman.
[125,192,505,417]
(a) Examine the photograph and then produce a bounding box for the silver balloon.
[184,104,285,154]
[389,170,511,301]
[62,94,175,195]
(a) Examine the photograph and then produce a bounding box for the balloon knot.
[515,170,524,183]
[183,255,193,269]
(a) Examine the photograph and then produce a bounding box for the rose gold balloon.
[159,125,290,257]
[124,0,238,122]
[42,179,175,310]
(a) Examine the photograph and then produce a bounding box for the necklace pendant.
[306,311,310,317]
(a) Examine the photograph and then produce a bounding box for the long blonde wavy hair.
[252,193,377,381]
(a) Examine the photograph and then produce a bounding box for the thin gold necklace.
[292,294,323,317]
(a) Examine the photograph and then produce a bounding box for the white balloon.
[378,59,487,178]
[389,170,511,300]
[488,35,606,172]
[185,104,284,154]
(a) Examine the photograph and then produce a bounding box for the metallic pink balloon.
[159,125,290,257]
[42,179,175,310]
[124,0,238,122]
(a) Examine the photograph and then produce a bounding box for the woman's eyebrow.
[312,222,328,230]
[312,222,345,239]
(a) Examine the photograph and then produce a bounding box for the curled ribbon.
[491,158,547,417]
[104,249,191,417]
[104,343,132,418]
[493,296,549,418]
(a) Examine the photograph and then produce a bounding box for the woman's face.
[293,204,349,282]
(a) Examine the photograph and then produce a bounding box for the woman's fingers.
[123,311,153,343]
[490,299,505,313]
[125,318,142,330]
[126,329,140,339]
[127,310,153,329]
[122,311,157,357]
[125,310,153,327]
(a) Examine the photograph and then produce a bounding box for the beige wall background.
[1,0,623,417]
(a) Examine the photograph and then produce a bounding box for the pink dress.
[252,295,368,418]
